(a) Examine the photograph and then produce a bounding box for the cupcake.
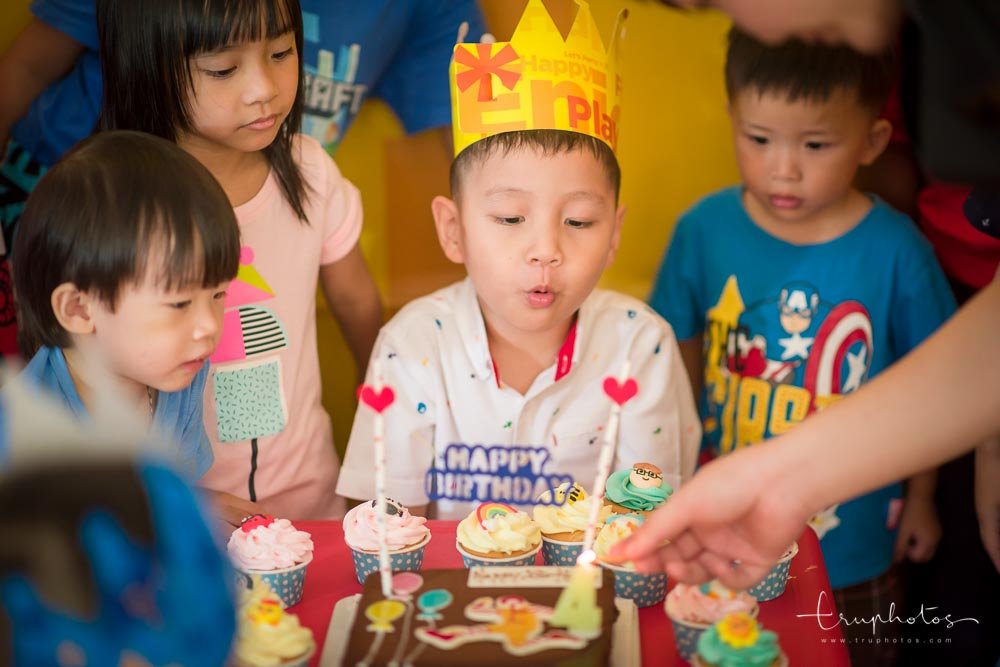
[747,542,798,602]
[604,462,672,515]
[228,515,313,608]
[232,577,316,667]
[693,612,787,667]
[666,581,759,662]
[343,498,431,585]
[456,502,541,566]
[594,513,667,607]
[533,482,612,565]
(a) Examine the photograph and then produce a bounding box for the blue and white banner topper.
[425,444,574,505]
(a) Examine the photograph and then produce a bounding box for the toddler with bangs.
[13,131,240,497]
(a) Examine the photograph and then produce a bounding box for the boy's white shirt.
[337,278,701,520]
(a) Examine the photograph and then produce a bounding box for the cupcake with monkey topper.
[228,515,313,608]
[692,612,787,667]
[593,513,668,607]
[456,502,541,567]
[533,481,612,565]
[342,497,431,585]
[604,462,672,515]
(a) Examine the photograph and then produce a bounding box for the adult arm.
[613,277,1000,587]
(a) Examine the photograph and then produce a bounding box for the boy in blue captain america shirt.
[650,28,956,667]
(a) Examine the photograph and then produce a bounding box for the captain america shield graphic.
[803,301,873,412]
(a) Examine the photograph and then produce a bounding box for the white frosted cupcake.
[594,513,668,608]
[456,502,541,566]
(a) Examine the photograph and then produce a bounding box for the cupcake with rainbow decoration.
[666,581,759,662]
[604,462,672,515]
[343,497,431,585]
[232,576,315,667]
[594,513,667,607]
[692,612,787,667]
[456,502,541,567]
[533,481,612,565]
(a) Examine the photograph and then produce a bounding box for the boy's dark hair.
[97,0,310,222]
[725,27,894,113]
[12,131,241,358]
[450,130,621,202]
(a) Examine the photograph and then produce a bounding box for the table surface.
[292,520,850,666]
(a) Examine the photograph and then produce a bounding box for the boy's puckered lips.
[526,284,556,308]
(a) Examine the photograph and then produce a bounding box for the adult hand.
[609,443,813,588]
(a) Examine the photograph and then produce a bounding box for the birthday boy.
[337,0,700,519]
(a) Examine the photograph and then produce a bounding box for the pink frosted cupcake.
[343,499,431,585]
[666,581,759,661]
[228,515,314,608]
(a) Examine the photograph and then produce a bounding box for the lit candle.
[372,359,392,598]
[549,550,602,638]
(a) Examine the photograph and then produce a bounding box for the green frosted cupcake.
[693,612,787,667]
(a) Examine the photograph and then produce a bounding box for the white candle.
[582,360,630,554]
[372,359,392,598]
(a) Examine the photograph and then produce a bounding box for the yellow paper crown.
[449,0,626,157]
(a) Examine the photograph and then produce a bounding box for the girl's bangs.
[185,0,297,54]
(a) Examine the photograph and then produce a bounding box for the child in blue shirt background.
[650,28,956,667]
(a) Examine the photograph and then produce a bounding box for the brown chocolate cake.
[342,567,618,666]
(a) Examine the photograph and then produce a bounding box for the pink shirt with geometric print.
[200,135,359,520]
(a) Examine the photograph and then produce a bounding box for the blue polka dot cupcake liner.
[349,533,431,585]
[541,537,584,566]
[670,617,708,662]
[456,542,541,567]
[236,554,312,608]
[748,541,799,602]
[599,561,667,608]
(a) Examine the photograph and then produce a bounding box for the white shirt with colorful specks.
[337,278,701,520]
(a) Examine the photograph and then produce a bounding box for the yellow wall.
[0,1,739,460]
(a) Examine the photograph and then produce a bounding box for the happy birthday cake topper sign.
[449,0,627,157]
[425,444,574,505]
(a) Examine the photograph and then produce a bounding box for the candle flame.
[577,550,596,566]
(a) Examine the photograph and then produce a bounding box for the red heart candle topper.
[602,377,638,406]
[358,385,396,413]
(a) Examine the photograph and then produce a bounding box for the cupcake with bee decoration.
[533,481,612,565]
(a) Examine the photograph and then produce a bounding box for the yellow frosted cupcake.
[533,482,611,565]
[233,577,315,667]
